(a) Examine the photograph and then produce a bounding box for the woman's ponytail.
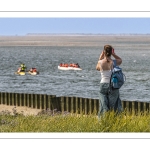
[103,45,112,62]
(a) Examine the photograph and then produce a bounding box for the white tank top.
[100,70,112,83]
[99,60,113,83]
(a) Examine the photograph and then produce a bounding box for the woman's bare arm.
[96,51,104,71]
[99,51,104,60]
[96,61,100,71]
[112,53,122,66]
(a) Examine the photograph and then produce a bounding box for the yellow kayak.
[15,71,26,75]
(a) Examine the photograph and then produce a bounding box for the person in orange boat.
[69,63,73,67]
[32,68,37,72]
[60,63,68,67]
[29,68,33,72]
[73,64,77,68]
[72,63,80,68]
[60,63,64,67]
[76,63,80,68]
[71,63,75,67]
[63,64,68,67]
[29,68,37,73]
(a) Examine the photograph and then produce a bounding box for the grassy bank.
[0,108,149,132]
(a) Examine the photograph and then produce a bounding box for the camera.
[112,48,114,53]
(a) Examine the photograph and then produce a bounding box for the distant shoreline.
[0,35,150,47]
[2,33,150,36]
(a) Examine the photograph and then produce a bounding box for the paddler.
[20,64,26,72]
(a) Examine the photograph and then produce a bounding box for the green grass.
[0,108,150,132]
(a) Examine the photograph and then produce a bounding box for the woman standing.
[96,45,122,118]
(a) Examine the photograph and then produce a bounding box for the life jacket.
[74,65,78,68]
[20,64,26,71]
[33,68,37,72]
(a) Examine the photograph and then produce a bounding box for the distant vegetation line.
[26,33,150,36]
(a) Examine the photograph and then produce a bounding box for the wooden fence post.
[122,101,125,111]
[15,93,19,106]
[30,94,34,108]
[43,94,47,110]
[93,99,97,115]
[131,101,135,114]
[47,95,52,110]
[143,102,146,114]
[34,94,38,109]
[8,93,11,106]
[61,96,64,113]
[4,92,8,105]
[89,99,92,115]
[39,94,43,110]
[71,97,74,113]
[65,96,69,112]
[126,101,129,114]
[91,99,94,115]
[23,93,27,107]
[1,92,3,104]
[75,97,79,114]
[2,92,5,105]
[36,94,40,109]
[80,97,83,114]
[0,92,1,104]
[84,98,87,115]
[19,93,23,106]
[26,93,29,107]
[11,93,14,106]
[140,102,144,113]
[134,101,138,115]
[146,102,150,113]
[138,102,141,114]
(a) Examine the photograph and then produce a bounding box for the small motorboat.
[15,71,26,75]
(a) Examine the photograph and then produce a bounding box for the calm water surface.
[0,43,150,102]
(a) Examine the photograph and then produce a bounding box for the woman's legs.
[98,83,109,118]
[108,89,122,112]
[98,84,123,119]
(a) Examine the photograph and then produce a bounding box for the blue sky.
[0,18,150,35]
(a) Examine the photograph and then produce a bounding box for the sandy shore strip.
[0,105,41,116]
[0,35,150,47]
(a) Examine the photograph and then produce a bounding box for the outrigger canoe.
[58,66,82,70]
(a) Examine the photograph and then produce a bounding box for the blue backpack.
[109,60,126,90]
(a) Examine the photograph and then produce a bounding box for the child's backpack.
[109,60,126,91]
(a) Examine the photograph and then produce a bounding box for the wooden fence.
[0,92,150,115]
